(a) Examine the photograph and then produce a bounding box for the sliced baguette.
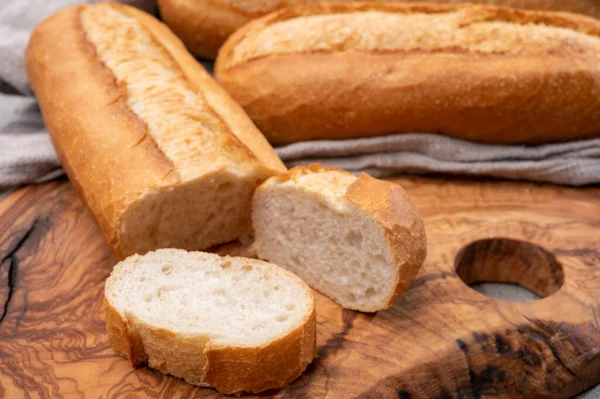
[252,165,427,312]
[104,249,316,394]
[26,3,286,259]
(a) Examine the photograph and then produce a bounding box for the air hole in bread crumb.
[373,254,386,265]
[161,266,172,275]
[220,260,231,270]
[365,287,375,297]
[144,295,151,302]
[213,288,225,295]
[344,292,356,303]
[285,304,295,311]
[276,315,288,322]
[243,265,253,272]
[345,230,362,246]
[274,286,280,291]
[139,276,146,282]
[217,182,234,193]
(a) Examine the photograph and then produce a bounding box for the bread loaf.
[158,0,600,59]
[215,3,600,145]
[104,249,316,394]
[26,2,286,259]
[252,164,426,312]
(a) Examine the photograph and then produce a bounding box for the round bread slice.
[252,164,427,312]
[104,249,316,394]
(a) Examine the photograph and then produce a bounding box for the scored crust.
[161,0,600,59]
[256,164,427,310]
[217,2,600,69]
[104,254,316,394]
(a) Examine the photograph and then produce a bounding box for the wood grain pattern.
[0,176,599,398]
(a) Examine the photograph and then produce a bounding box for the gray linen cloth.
[1,2,600,398]
[1,0,600,191]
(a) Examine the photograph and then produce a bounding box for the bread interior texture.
[119,172,257,256]
[254,171,398,311]
[81,4,267,256]
[226,8,600,67]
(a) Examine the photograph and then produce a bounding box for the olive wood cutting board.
[1,176,599,398]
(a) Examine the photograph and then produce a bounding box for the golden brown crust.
[215,3,600,145]
[160,0,600,59]
[203,305,317,393]
[26,3,285,258]
[26,5,179,254]
[157,0,249,59]
[125,5,286,175]
[264,162,344,184]
[104,298,148,366]
[345,173,427,308]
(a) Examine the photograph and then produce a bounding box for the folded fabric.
[277,134,600,186]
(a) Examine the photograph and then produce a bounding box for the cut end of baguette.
[253,164,427,312]
[117,169,260,258]
[104,249,316,394]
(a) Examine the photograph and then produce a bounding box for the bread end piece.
[253,164,427,311]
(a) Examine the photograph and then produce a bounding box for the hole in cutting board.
[455,238,564,301]
[469,283,541,302]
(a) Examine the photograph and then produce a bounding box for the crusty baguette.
[26,3,286,259]
[158,0,600,59]
[215,3,600,145]
[104,249,316,394]
[252,164,426,312]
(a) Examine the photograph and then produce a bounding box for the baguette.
[104,249,316,394]
[252,164,426,312]
[26,3,286,259]
[158,0,600,59]
[215,3,600,145]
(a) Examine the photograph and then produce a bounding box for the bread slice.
[252,165,426,312]
[104,249,316,394]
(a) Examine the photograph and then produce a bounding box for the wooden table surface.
[1,176,599,398]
